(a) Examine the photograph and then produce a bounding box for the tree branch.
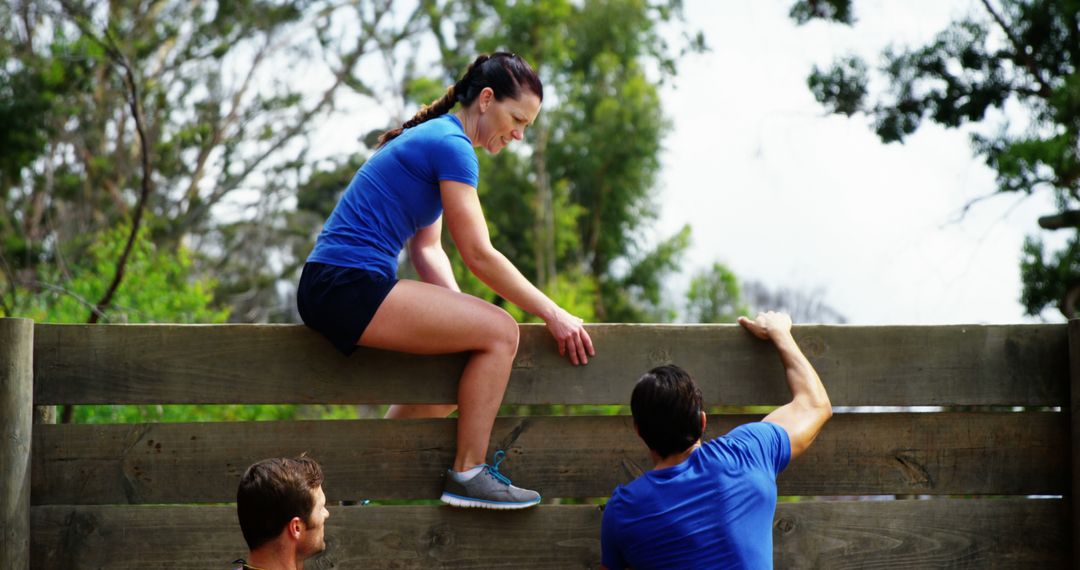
[180,34,275,212]
[978,0,1053,98]
[30,280,109,320]
[174,2,424,235]
[57,1,155,325]
[943,189,1002,225]
[1038,210,1080,230]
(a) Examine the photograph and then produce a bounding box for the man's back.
[601,422,791,569]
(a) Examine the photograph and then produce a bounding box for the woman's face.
[475,88,542,154]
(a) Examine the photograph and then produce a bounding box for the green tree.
[789,0,1080,317]
[683,263,846,324]
[13,222,229,324]
[0,0,423,322]
[685,262,748,323]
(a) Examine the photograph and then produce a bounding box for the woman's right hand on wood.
[545,307,595,366]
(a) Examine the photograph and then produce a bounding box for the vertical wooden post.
[0,317,33,569]
[1068,319,1080,568]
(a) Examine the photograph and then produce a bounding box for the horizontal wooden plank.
[772,499,1069,569]
[31,505,600,570]
[32,413,1068,504]
[32,323,1068,406]
[30,499,1068,569]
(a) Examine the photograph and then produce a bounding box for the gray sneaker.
[440,451,541,510]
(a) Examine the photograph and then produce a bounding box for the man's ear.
[701,411,707,434]
[288,516,303,540]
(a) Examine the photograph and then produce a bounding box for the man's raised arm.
[738,311,832,459]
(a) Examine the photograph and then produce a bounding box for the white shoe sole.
[440,492,541,510]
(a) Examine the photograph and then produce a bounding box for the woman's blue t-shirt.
[601,421,792,569]
[307,114,479,278]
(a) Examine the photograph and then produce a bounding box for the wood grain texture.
[31,504,600,570]
[1068,319,1080,566]
[30,499,1068,569]
[32,323,1068,406]
[32,413,1067,504]
[1,318,34,569]
[771,499,1069,569]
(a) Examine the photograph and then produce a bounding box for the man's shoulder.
[705,421,791,474]
[710,421,785,447]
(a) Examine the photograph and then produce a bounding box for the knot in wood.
[648,347,672,365]
[425,523,454,548]
[774,518,795,533]
[513,352,535,369]
[799,336,826,358]
[893,451,933,488]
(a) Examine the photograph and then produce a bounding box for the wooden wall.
[7,322,1075,568]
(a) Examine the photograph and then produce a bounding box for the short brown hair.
[237,455,325,550]
[631,365,704,458]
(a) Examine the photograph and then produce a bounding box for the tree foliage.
[685,262,748,323]
[685,262,847,324]
[11,221,228,323]
[791,0,1080,317]
[1,0,424,322]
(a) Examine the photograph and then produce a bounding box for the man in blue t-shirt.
[601,311,832,569]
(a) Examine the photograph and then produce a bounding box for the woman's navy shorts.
[297,262,398,356]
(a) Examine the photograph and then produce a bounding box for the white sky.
[655,0,1065,324]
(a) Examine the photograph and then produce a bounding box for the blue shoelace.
[484,450,513,485]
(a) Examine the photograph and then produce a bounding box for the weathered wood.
[772,499,1069,569]
[1068,319,1080,567]
[32,412,1067,504]
[1,318,34,570]
[32,323,1068,406]
[33,406,56,425]
[30,499,1067,569]
[19,321,1077,567]
[31,504,601,570]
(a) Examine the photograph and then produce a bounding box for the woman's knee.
[481,306,520,355]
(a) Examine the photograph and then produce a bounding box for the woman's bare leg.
[359,280,519,471]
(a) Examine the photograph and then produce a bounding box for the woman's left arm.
[442,180,594,365]
[408,217,460,292]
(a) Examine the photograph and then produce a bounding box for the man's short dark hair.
[237,455,325,550]
[631,365,704,458]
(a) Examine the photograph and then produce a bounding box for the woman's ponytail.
[376,85,459,148]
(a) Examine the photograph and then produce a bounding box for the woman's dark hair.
[377,52,543,147]
[236,454,324,550]
[631,365,705,458]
